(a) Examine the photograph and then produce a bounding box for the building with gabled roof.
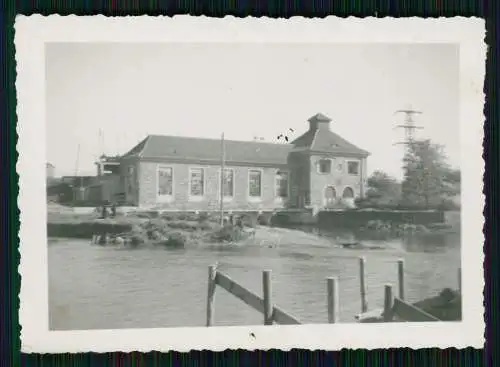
[119,113,370,210]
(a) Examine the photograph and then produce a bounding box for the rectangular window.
[318,159,332,174]
[220,168,234,197]
[348,161,360,175]
[190,168,205,196]
[158,166,173,196]
[275,171,289,198]
[248,170,262,197]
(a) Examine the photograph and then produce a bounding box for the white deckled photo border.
[16,15,486,353]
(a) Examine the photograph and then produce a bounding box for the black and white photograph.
[16,16,485,352]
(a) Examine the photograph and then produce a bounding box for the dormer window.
[318,159,332,174]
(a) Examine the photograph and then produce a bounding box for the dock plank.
[215,272,264,314]
[392,298,441,322]
[355,308,383,323]
[273,307,301,325]
[215,271,301,325]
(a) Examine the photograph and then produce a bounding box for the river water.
[48,227,461,330]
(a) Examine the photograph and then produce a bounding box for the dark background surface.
[1,0,494,366]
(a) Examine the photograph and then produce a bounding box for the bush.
[198,212,210,223]
[210,225,244,242]
[171,212,197,221]
[436,199,461,211]
[167,221,199,231]
[130,211,158,219]
[160,213,175,221]
[128,224,149,245]
[363,220,391,231]
[149,230,164,241]
[161,232,187,248]
[270,213,290,226]
[197,221,217,231]
[130,234,146,246]
[240,214,257,228]
[257,213,272,226]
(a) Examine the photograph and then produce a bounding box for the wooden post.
[327,277,339,323]
[263,270,273,325]
[359,257,368,313]
[219,133,225,226]
[206,265,217,327]
[458,267,462,294]
[383,284,394,322]
[397,259,405,300]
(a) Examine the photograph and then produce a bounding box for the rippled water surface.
[48,228,461,330]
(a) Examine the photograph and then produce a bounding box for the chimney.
[308,113,332,132]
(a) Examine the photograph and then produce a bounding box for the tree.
[443,168,461,193]
[356,170,401,208]
[401,139,456,209]
[366,170,401,199]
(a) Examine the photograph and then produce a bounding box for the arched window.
[324,186,337,208]
[325,186,337,199]
[342,187,355,199]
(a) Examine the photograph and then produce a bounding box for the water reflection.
[275,224,460,254]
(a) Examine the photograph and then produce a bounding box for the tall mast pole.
[393,108,424,148]
[219,133,225,226]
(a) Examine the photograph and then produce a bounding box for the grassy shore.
[47,208,267,248]
[47,203,459,248]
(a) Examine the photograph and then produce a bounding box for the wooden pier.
[206,258,462,326]
[206,265,304,326]
[356,258,462,323]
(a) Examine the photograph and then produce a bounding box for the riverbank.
[47,204,460,249]
[47,209,394,251]
[48,209,264,248]
[271,209,460,236]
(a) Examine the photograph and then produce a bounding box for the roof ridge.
[138,135,151,159]
[310,128,320,149]
[310,129,370,156]
[121,136,149,158]
[290,129,314,146]
[147,134,291,147]
[327,130,369,152]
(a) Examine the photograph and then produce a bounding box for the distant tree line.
[356,139,461,211]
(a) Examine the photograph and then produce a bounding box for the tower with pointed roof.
[287,113,370,209]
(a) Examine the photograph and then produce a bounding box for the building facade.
[120,113,370,210]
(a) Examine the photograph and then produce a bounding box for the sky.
[46,42,459,179]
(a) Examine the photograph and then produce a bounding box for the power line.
[393,108,424,147]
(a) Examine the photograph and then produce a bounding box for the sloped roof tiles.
[123,113,369,165]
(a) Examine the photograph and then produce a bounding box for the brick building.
[119,113,370,210]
